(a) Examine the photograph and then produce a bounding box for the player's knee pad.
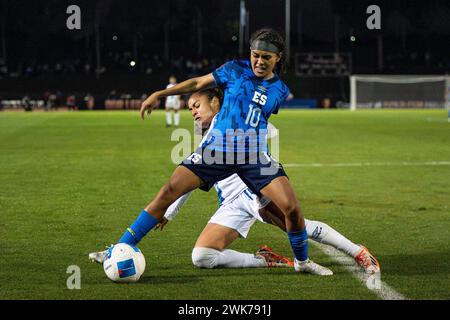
[191,247,220,269]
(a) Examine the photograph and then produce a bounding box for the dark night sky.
[0,0,449,98]
[1,0,449,65]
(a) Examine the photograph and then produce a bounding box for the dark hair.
[249,28,287,74]
[196,87,224,106]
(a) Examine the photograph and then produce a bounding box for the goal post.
[349,75,450,113]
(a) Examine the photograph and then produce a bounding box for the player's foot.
[355,245,380,274]
[88,244,113,264]
[256,245,294,268]
[294,258,333,276]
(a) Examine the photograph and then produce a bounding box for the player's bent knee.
[191,247,220,269]
[160,182,178,200]
[282,203,300,218]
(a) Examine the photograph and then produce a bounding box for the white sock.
[218,249,267,268]
[174,112,180,126]
[192,247,266,269]
[305,219,361,257]
[166,112,172,125]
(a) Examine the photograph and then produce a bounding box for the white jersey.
[165,84,180,107]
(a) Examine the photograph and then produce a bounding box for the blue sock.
[118,210,159,246]
[288,229,309,262]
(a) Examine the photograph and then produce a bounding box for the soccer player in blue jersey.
[153,88,379,273]
[91,28,331,275]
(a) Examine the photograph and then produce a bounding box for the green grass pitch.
[0,109,449,300]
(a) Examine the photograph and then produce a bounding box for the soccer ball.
[103,243,146,283]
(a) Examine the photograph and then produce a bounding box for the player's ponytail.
[249,28,287,75]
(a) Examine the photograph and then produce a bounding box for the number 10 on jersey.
[245,105,262,128]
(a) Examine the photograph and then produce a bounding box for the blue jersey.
[205,60,290,153]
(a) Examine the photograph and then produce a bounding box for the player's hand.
[155,217,169,231]
[140,92,160,120]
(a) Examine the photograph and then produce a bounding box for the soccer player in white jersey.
[153,88,380,273]
[165,75,181,127]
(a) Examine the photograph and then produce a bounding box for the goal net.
[350,75,450,112]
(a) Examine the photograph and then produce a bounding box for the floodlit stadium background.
[0,0,449,300]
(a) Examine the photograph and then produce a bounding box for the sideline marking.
[285,161,450,168]
[312,242,407,300]
[425,117,450,123]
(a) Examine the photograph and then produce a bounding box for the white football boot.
[294,258,333,276]
[88,245,113,264]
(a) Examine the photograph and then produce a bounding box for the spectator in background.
[108,90,118,100]
[67,94,77,111]
[43,91,51,109]
[47,93,57,111]
[105,90,119,109]
[56,90,64,108]
[121,92,132,110]
[22,95,32,112]
[321,98,331,109]
[84,93,95,110]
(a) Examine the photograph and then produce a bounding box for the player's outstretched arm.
[155,191,193,231]
[140,73,216,119]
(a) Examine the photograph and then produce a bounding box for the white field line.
[284,161,450,168]
[425,117,450,123]
[312,242,407,300]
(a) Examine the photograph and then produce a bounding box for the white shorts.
[165,98,180,110]
[208,189,266,238]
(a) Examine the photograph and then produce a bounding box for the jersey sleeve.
[272,86,291,115]
[212,60,236,86]
[164,191,193,221]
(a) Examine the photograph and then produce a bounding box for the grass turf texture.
[0,109,449,300]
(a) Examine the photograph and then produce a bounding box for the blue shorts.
[180,149,288,196]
